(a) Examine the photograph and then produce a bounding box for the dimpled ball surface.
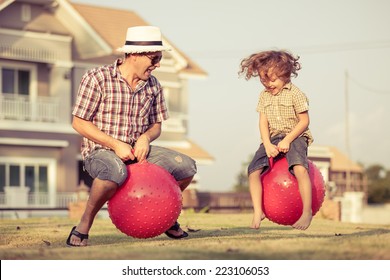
[108,162,182,239]
[261,157,326,226]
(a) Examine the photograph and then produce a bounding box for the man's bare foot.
[251,212,266,229]
[292,212,312,230]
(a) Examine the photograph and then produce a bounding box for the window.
[0,157,56,207]
[9,165,20,186]
[1,67,30,95]
[0,162,49,193]
[0,165,5,192]
[1,62,37,121]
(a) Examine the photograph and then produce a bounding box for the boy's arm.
[259,112,270,145]
[278,111,310,153]
[259,112,279,158]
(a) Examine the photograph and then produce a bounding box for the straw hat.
[117,26,171,53]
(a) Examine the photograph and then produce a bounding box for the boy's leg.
[292,165,312,230]
[247,144,269,229]
[249,169,265,229]
[177,176,194,191]
[285,137,312,230]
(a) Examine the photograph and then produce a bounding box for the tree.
[365,164,390,204]
[233,154,253,192]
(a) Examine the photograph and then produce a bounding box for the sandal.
[165,221,188,239]
[66,226,89,246]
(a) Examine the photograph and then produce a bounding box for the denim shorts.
[84,145,197,186]
[247,135,309,176]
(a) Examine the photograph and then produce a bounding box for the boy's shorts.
[84,145,197,186]
[247,135,309,176]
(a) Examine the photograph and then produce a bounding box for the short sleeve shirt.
[72,59,169,158]
[257,83,313,145]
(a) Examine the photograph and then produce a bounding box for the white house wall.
[49,64,72,123]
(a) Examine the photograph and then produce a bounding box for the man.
[66,26,196,246]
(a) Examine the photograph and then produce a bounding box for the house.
[0,0,214,211]
[308,145,367,200]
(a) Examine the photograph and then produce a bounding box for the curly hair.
[238,50,301,82]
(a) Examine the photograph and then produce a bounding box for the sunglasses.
[145,54,162,65]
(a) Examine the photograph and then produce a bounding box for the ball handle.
[269,156,274,168]
[131,148,148,164]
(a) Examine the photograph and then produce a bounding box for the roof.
[309,145,363,173]
[70,3,147,54]
[308,145,333,158]
[155,139,214,165]
[328,146,363,172]
[0,0,207,76]
[70,2,207,76]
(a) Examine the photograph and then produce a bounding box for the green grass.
[1,211,389,260]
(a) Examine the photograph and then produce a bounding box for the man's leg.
[163,175,194,238]
[67,178,117,246]
[146,145,197,239]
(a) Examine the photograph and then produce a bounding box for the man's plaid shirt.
[72,59,169,158]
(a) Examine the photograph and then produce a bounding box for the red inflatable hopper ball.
[108,162,182,239]
[261,156,326,226]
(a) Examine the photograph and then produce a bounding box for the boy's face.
[259,68,286,95]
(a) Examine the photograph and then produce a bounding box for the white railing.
[0,94,60,122]
[0,44,60,63]
[162,111,187,133]
[0,192,5,205]
[0,192,78,208]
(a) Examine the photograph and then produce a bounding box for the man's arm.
[133,122,162,162]
[72,115,135,161]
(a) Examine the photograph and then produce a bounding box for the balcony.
[162,111,187,133]
[1,94,187,132]
[0,191,77,208]
[0,94,60,123]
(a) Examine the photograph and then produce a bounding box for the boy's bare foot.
[292,212,312,230]
[251,212,266,229]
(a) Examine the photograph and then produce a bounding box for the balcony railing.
[0,94,187,131]
[162,111,187,133]
[0,192,78,208]
[0,94,60,122]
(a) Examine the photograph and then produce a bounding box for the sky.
[74,0,390,192]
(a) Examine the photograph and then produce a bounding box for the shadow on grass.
[86,225,390,260]
[91,224,390,246]
[2,219,390,260]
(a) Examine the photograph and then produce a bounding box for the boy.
[239,50,314,230]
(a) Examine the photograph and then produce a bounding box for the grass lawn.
[1,211,390,260]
